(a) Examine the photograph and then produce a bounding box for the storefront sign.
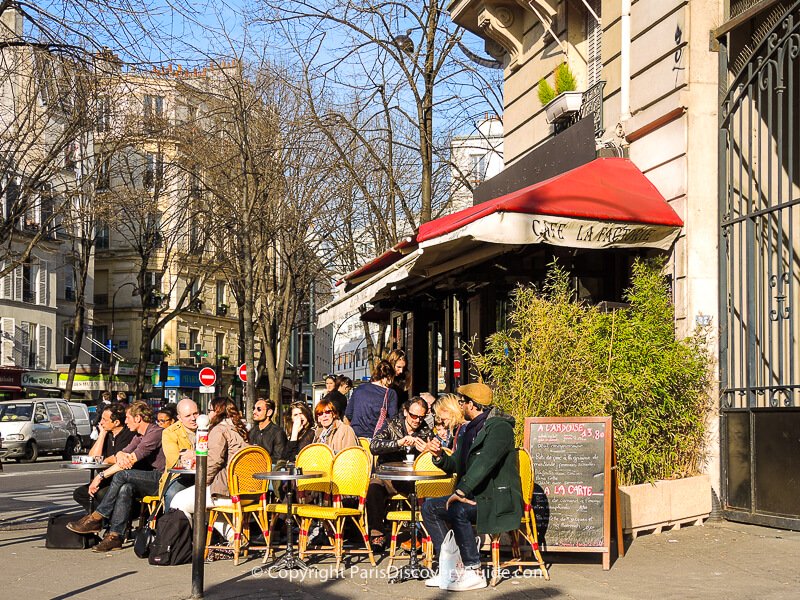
[152,366,201,389]
[0,368,23,388]
[21,371,59,388]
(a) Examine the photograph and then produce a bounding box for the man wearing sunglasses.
[250,398,287,462]
[420,382,521,591]
[366,396,434,551]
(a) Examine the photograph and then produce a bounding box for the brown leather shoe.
[66,512,104,535]
[92,532,123,552]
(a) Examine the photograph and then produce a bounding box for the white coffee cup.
[405,453,414,463]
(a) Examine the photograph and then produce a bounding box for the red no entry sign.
[237,363,247,382]
[199,367,216,387]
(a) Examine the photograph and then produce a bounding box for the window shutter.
[37,324,49,369]
[17,321,30,366]
[0,317,14,366]
[13,265,23,301]
[0,261,10,299]
[586,0,602,88]
[38,260,48,305]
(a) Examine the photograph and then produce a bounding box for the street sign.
[237,363,247,382]
[453,359,461,378]
[198,367,217,387]
[199,385,215,394]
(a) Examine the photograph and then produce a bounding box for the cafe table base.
[254,470,323,571]
[374,469,448,584]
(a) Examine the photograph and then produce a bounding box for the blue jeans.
[95,469,161,536]
[421,495,480,569]
[163,474,193,510]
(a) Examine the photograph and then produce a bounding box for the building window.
[91,325,108,363]
[97,95,111,132]
[468,153,488,184]
[215,332,225,358]
[62,325,75,363]
[216,281,226,306]
[189,328,199,351]
[586,0,602,88]
[96,223,110,249]
[97,153,111,190]
[144,152,164,189]
[143,94,164,133]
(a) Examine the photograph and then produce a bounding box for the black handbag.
[134,521,156,558]
[134,497,164,558]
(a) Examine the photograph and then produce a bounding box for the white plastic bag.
[89,426,99,441]
[438,530,463,589]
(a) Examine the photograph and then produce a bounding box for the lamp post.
[352,336,367,382]
[331,312,359,375]
[110,281,138,392]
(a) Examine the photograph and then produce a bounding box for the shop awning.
[317,158,683,327]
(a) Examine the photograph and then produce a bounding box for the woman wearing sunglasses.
[312,398,358,454]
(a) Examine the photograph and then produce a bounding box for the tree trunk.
[63,299,85,401]
[135,323,151,401]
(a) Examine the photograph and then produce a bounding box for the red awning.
[418,157,682,243]
[320,158,682,326]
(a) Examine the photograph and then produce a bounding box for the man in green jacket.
[421,382,521,591]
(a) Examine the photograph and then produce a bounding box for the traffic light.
[193,343,209,365]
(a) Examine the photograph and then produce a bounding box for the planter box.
[544,91,583,123]
[619,475,712,539]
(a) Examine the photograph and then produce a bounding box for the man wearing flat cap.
[421,381,522,591]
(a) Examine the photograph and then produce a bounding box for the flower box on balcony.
[544,91,583,123]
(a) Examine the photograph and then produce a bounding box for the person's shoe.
[446,567,487,592]
[66,512,104,535]
[92,532,123,553]
[425,572,442,587]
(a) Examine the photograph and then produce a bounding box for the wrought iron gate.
[719,0,800,529]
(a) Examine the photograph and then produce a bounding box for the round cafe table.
[373,468,449,583]
[63,461,110,512]
[254,470,323,570]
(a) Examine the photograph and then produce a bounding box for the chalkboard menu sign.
[524,416,618,569]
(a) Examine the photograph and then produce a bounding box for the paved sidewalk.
[0,520,797,599]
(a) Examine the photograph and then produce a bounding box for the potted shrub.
[468,259,714,538]
[538,63,582,123]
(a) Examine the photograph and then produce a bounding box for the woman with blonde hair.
[432,393,466,450]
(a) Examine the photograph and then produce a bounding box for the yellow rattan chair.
[294,446,376,570]
[260,443,334,561]
[358,437,376,469]
[487,448,549,586]
[385,450,457,567]
[203,445,272,566]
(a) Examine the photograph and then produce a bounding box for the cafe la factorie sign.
[432,212,681,252]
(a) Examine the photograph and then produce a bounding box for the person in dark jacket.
[249,398,287,462]
[324,375,352,418]
[387,349,410,412]
[421,382,521,591]
[344,360,397,439]
[365,397,432,549]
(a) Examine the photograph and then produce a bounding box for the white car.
[0,399,80,462]
[68,402,93,451]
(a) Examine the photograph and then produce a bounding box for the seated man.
[366,396,432,550]
[67,401,165,552]
[421,383,521,591]
[72,402,137,514]
[249,398,287,462]
[158,398,198,509]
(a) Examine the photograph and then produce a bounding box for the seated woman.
[431,393,466,450]
[156,404,177,428]
[365,396,433,550]
[282,401,316,462]
[313,398,358,454]
[170,398,250,540]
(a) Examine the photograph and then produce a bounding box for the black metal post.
[191,416,209,599]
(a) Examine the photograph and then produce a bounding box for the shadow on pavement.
[50,571,137,600]
[0,531,46,549]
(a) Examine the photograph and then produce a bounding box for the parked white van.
[0,399,80,462]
